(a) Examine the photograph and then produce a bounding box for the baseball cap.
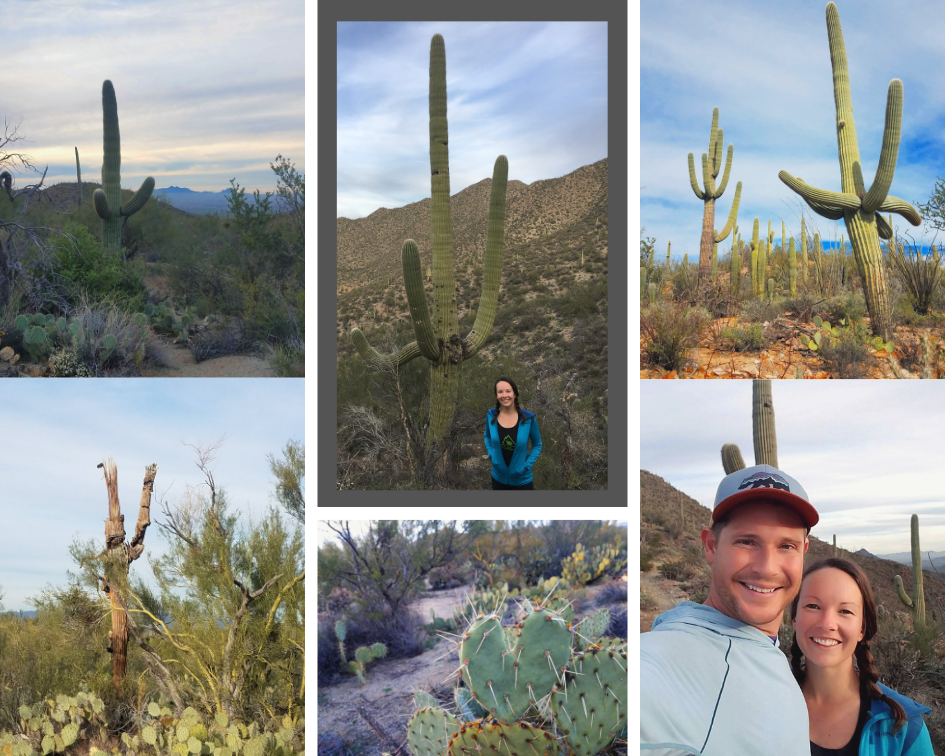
[713,464,819,528]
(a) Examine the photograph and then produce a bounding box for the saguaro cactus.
[350,35,508,456]
[96,459,158,688]
[894,514,926,628]
[92,80,155,252]
[779,3,921,340]
[753,379,778,467]
[688,107,742,284]
[75,147,83,207]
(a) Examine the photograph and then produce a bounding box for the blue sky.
[641,381,945,555]
[337,22,608,220]
[0,379,303,612]
[641,0,945,260]
[3,0,304,194]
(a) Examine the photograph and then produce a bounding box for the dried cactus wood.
[350,35,508,451]
[752,379,778,468]
[688,107,742,284]
[779,3,921,341]
[98,459,158,688]
[92,80,155,252]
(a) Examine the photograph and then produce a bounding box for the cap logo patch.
[737,472,790,493]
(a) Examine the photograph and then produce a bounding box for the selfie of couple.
[641,464,934,755]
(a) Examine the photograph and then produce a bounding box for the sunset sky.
[3,0,304,194]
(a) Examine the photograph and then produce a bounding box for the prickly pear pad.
[407,707,460,756]
[446,720,564,756]
[549,640,627,756]
[459,607,572,724]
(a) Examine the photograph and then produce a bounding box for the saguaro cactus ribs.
[92,80,155,252]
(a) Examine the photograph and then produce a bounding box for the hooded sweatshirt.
[849,683,932,756]
[641,601,810,756]
[483,408,542,486]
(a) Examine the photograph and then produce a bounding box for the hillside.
[640,469,945,749]
[334,159,608,489]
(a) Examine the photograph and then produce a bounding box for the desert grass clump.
[66,298,151,375]
[641,301,707,372]
[719,323,765,352]
[817,327,872,378]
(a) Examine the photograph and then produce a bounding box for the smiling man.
[641,464,818,756]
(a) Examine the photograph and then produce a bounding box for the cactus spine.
[92,81,155,252]
[752,379,778,467]
[779,3,921,341]
[350,35,508,451]
[688,107,742,284]
[894,514,926,628]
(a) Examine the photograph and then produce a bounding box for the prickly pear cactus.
[447,720,564,756]
[457,601,572,724]
[549,640,628,756]
[406,706,460,756]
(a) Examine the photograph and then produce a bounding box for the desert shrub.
[640,591,659,612]
[49,223,147,311]
[269,336,305,377]
[658,559,695,582]
[740,296,786,324]
[64,300,151,375]
[889,243,944,315]
[238,273,303,343]
[640,301,707,372]
[826,291,868,325]
[189,325,254,363]
[556,279,606,319]
[719,323,765,351]
[818,328,871,379]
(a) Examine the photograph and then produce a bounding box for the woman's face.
[496,381,515,409]
[792,567,865,670]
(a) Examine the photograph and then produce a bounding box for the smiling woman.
[483,375,542,490]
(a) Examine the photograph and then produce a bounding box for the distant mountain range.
[153,186,291,216]
[872,549,945,572]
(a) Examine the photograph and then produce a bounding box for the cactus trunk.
[752,379,778,467]
[895,514,927,628]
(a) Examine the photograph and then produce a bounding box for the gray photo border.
[320,0,628,504]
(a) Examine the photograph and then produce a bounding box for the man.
[641,464,818,755]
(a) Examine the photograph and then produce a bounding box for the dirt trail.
[318,586,474,753]
[139,334,275,377]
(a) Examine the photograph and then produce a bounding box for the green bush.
[50,224,146,311]
[719,323,765,351]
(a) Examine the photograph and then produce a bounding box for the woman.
[790,558,933,756]
[483,376,542,490]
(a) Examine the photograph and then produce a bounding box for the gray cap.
[713,464,818,528]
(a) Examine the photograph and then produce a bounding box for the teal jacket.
[484,408,542,486]
[855,684,933,756]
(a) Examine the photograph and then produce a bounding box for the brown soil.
[140,334,275,377]
[318,586,474,754]
[641,314,945,379]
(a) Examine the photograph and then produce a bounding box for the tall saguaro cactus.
[97,459,158,688]
[92,80,155,252]
[752,379,778,467]
[688,107,742,284]
[779,3,921,341]
[894,514,926,629]
[350,35,508,457]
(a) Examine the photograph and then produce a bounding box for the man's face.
[701,501,809,635]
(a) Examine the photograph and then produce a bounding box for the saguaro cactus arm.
[713,181,741,242]
[402,239,440,361]
[721,443,746,474]
[351,330,422,370]
[463,154,508,357]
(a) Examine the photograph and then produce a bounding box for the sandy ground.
[140,334,276,377]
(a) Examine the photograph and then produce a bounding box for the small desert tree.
[268,439,304,524]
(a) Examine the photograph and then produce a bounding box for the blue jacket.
[855,684,933,756]
[641,601,810,755]
[484,408,542,486]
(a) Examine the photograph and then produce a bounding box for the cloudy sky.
[641,0,945,260]
[3,0,304,194]
[0,379,303,612]
[641,381,945,556]
[337,21,608,220]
